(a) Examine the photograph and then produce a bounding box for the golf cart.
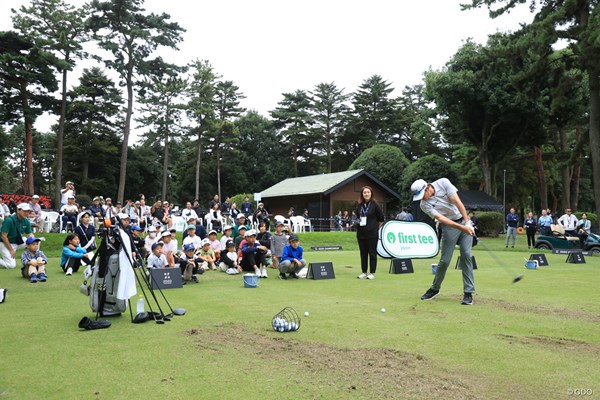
[534,224,600,255]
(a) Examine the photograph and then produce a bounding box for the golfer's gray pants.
[431,224,475,293]
[505,227,517,246]
[279,259,306,274]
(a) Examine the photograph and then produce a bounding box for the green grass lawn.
[0,232,598,399]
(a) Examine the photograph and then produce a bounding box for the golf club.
[476,236,523,284]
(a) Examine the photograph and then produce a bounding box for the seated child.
[60,233,91,276]
[130,225,147,260]
[234,225,247,251]
[177,243,202,283]
[147,242,168,269]
[219,240,240,275]
[21,237,49,283]
[182,224,202,250]
[278,234,307,280]
[197,238,216,271]
[240,230,268,277]
[144,226,159,255]
[220,225,233,251]
[207,230,221,263]
[256,223,272,266]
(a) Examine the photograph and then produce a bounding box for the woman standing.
[524,211,537,249]
[355,186,384,280]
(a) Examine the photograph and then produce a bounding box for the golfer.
[411,178,475,305]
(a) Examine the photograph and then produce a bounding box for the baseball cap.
[67,195,75,199]
[148,226,157,232]
[225,240,235,248]
[186,216,196,222]
[245,229,257,237]
[411,179,428,201]
[17,203,32,211]
[288,234,299,242]
[201,238,211,246]
[223,225,232,231]
[208,230,217,235]
[187,224,196,230]
[25,237,41,245]
[66,181,73,185]
[151,242,163,251]
[32,194,40,199]
[131,225,143,231]
[117,213,129,220]
[237,214,246,220]
[183,243,195,252]
[238,225,247,231]
[161,230,171,238]
[275,221,284,227]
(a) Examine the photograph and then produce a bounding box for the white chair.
[290,216,304,233]
[302,217,312,232]
[172,215,186,232]
[44,211,60,232]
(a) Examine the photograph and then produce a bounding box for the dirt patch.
[185,324,484,400]
[496,334,600,355]
[478,298,600,323]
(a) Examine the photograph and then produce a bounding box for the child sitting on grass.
[278,234,306,280]
[240,230,268,277]
[197,238,216,271]
[177,243,202,283]
[219,240,240,275]
[147,242,168,269]
[21,237,49,283]
[60,233,92,276]
[208,230,221,264]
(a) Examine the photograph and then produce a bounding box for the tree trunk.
[20,79,34,195]
[558,126,571,210]
[162,130,169,201]
[478,145,492,196]
[117,66,134,203]
[216,140,221,203]
[55,68,68,207]
[533,146,548,210]
[587,64,600,231]
[571,125,582,211]
[195,132,202,200]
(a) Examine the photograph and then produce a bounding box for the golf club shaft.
[477,237,518,278]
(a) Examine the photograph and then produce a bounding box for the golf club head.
[132,312,150,324]
[512,274,524,284]
[172,308,186,316]
[164,313,174,319]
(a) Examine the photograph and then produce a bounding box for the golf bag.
[82,226,128,317]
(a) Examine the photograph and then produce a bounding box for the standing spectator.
[89,197,105,229]
[547,208,556,224]
[286,207,295,219]
[342,210,350,231]
[270,221,287,270]
[74,211,96,251]
[28,195,46,232]
[355,186,385,280]
[524,211,537,249]
[253,202,270,231]
[505,208,519,248]
[577,213,592,248]
[334,211,344,232]
[221,196,231,214]
[349,210,359,231]
[103,198,117,222]
[60,196,79,232]
[60,181,75,206]
[241,196,253,216]
[411,178,476,305]
[209,194,220,210]
[405,207,414,222]
[0,203,35,269]
[395,207,409,221]
[302,208,309,220]
[138,198,151,230]
[0,196,11,228]
[538,209,553,236]
[192,199,203,221]
[557,208,578,236]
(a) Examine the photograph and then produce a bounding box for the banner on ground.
[377,221,439,259]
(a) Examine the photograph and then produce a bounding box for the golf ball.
[380,308,386,313]
[304,312,309,317]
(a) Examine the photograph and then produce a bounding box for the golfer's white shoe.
[367,273,375,280]
[357,273,367,279]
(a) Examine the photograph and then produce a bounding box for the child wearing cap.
[21,237,49,282]
[278,234,306,279]
[256,222,272,266]
[130,225,146,259]
[178,243,202,283]
[144,226,159,255]
[159,230,176,267]
[234,225,247,252]
[219,240,239,275]
[182,224,202,250]
[147,242,168,269]
[197,239,216,271]
[232,214,250,239]
[270,221,288,270]
[220,225,233,251]
[240,230,268,277]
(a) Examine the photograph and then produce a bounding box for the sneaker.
[289,272,299,279]
[226,268,237,275]
[461,292,473,305]
[420,288,440,301]
[37,273,47,282]
[279,273,287,280]
[261,267,268,278]
[366,273,375,280]
[30,274,37,283]
[191,275,199,283]
[66,267,73,276]
[255,269,261,277]
[357,273,367,279]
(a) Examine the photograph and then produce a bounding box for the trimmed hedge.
[476,211,504,237]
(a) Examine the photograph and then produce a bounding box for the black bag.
[15,234,24,246]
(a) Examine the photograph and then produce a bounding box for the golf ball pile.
[272,317,299,332]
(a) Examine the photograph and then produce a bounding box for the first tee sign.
[377,221,439,259]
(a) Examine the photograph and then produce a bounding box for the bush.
[229,193,254,210]
[476,211,504,237]
[76,194,92,209]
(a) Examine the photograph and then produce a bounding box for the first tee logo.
[378,221,439,259]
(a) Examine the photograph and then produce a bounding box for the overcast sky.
[1,0,533,140]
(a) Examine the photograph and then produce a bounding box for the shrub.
[229,193,254,210]
[76,194,92,209]
[476,211,504,237]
